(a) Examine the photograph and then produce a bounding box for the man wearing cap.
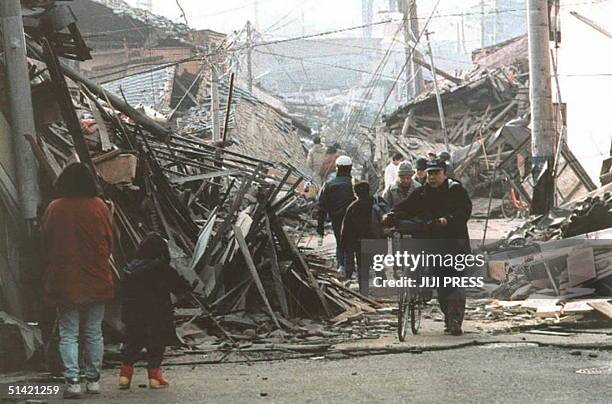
[438,151,455,178]
[413,157,428,187]
[385,159,472,335]
[317,156,355,271]
[382,161,420,208]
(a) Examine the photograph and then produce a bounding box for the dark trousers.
[437,287,466,329]
[345,244,372,296]
[331,215,345,268]
[122,327,165,369]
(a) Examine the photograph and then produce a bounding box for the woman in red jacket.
[42,163,114,398]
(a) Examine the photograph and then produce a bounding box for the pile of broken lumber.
[23,38,381,349]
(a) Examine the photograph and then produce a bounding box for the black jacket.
[392,179,472,252]
[121,258,190,345]
[317,173,355,222]
[340,196,384,250]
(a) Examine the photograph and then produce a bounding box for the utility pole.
[460,13,467,54]
[480,0,486,48]
[362,0,374,38]
[494,0,500,43]
[408,0,424,96]
[0,0,40,221]
[527,0,555,214]
[400,0,414,100]
[253,0,259,30]
[425,30,449,152]
[246,20,253,93]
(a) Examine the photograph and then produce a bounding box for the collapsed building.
[0,0,372,370]
[365,34,596,216]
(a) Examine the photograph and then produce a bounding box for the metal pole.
[425,30,450,152]
[211,66,221,142]
[246,21,253,93]
[222,72,236,144]
[0,0,40,220]
[527,0,555,210]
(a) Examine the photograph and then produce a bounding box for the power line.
[253,49,405,82]
[354,0,443,151]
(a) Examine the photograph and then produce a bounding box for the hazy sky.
[124,0,495,41]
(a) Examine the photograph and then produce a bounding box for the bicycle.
[387,219,427,341]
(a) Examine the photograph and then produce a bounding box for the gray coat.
[382,180,420,208]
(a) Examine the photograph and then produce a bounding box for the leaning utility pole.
[425,30,449,152]
[246,20,253,93]
[0,0,40,221]
[527,0,555,214]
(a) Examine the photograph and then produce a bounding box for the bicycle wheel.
[397,286,411,341]
[409,296,423,335]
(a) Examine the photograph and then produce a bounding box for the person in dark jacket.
[317,155,355,271]
[413,157,428,186]
[341,181,384,295]
[385,159,472,335]
[118,233,191,390]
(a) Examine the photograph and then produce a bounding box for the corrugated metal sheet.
[102,66,174,109]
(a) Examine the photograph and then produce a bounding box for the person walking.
[385,159,472,335]
[383,153,404,191]
[42,163,114,398]
[318,145,340,182]
[382,161,421,208]
[317,156,355,272]
[118,233,192,390]
[306,136,326,183]
[438,151,455,178]
[340,181,385,295]
[413,157,428,187]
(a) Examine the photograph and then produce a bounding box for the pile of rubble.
[0,25,390,370]
[366,34,595,214]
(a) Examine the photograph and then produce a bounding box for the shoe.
[119,364,134,390]
[86,381,101,394]
[148,368,169,389]
[449,319,463,336]
[64,380,81,398]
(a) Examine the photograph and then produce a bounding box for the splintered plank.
[232,225,282,331]
[264,214,290,318]
[269,212,331,316]
[587,301,612,321]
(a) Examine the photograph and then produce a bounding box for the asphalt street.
[12,344,610,404]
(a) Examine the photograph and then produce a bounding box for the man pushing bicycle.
[383,159,472,336]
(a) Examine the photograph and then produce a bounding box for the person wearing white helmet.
[317,155,355,272]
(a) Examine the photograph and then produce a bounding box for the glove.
[382,212,396,227]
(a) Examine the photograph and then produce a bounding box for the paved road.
[17,344,611,403]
